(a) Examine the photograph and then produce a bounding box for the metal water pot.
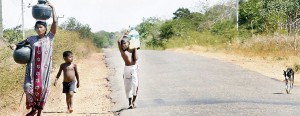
[13,46,32,64]
[32,0,51,20]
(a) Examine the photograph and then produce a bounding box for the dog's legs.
[292,75,294,89]
[285,79,289,94]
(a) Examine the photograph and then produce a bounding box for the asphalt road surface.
[104,49,300,116]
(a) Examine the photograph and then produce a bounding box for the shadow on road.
[43,111,66,114]
[113,107,131,115]
[43,111,104,115]
[272,93,284,94]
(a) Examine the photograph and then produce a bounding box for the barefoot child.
[54,51,80,113]
[117,32,139,109]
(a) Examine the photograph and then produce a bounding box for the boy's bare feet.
[128,105,133,109]
[133,103,136,108]
[69,107,73,113]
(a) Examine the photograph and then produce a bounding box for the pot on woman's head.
[32,0,52,20]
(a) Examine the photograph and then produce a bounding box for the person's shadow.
[43,111,66,114]
[113,107,130,115]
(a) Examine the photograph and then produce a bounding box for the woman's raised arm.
[47,1,57,35]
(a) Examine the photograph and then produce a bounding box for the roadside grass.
[165,31,300,72]
[0,47,25,110]
[166,31,238,51]
[231,35,300,71]
[0,29,98,110]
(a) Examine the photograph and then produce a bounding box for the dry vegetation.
[166,32,300,72]
[231,35,300,72]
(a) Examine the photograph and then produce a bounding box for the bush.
[211,20,237,42]
[165,31,225,49]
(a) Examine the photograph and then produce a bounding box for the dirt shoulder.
[3,53,113,116]
[169,46,300,86]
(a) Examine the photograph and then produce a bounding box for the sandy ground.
[169,46,300,86]
[1,53,113,116]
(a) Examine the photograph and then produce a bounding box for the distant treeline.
[133,0,300,49]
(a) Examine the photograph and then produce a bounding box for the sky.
[2,0,224,32]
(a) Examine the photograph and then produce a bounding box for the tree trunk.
[293,21,298,54]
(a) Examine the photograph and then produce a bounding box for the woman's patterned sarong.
[24,32,55,109]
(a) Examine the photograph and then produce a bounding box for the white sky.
[3,0,224,32]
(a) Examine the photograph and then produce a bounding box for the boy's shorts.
[62,81,76,93]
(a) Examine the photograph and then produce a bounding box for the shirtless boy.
[117,33,139,109]
[54,51,80,113]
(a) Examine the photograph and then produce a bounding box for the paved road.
[104,49,300,116]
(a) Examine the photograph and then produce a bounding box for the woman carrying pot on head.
[10,1,56,116]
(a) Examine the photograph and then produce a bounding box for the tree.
[211,20,236,41]
[239,0,264,33]
[61,17,78,31]
[202,4,236,31]
[239,0,300,34]
[190,12,205,31]
[173,8,191,19]
[77,24,92,39]
[137,17,161,40]
[94,30,115,48]
[159,20,174,39]
[137,17,163,48]
[261,0,287,34]
[239,0,300,51]
[61,17,92,38]
[284,0,300,35]
[284,0,300,51]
